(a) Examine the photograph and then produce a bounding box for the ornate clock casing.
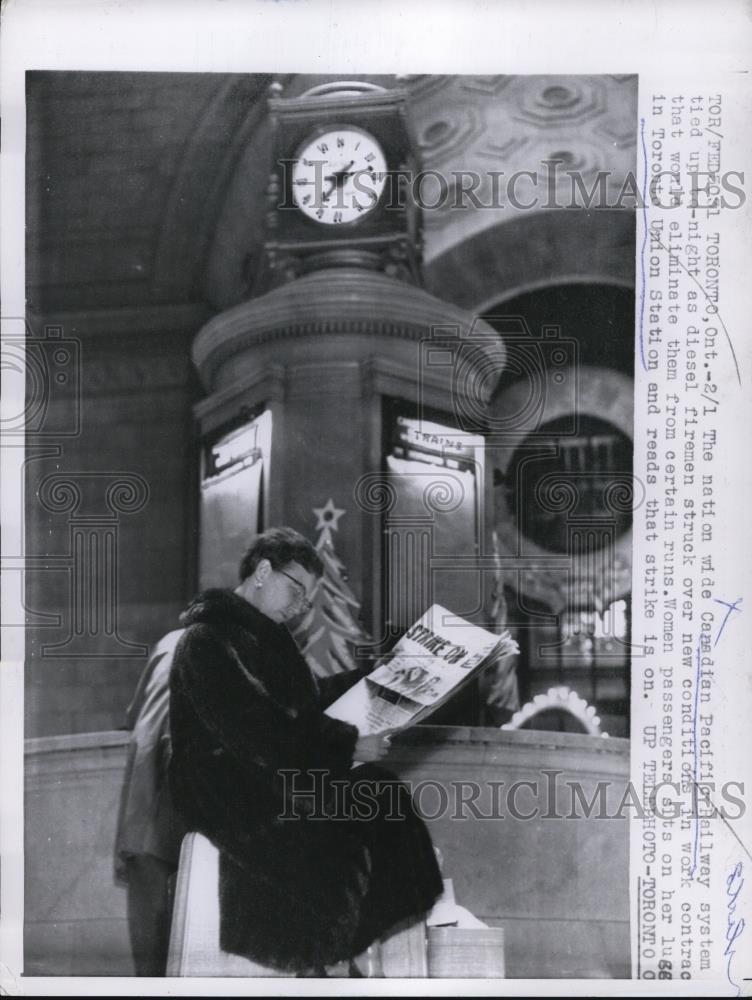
[260,83,422,288]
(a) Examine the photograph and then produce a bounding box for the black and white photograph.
[20,63,636,982]
[2,1,751,995]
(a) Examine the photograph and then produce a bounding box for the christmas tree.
[483,529,520,720]
[292,499,373,677]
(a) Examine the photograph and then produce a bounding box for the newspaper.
[2,1,752,998]
[325,605,516,734]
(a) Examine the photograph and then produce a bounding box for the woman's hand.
[354,730,395,762]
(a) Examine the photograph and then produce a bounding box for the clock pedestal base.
[192,266,505,638]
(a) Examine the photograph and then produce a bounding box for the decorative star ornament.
[312,498,346,545]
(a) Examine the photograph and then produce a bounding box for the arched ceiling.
[26,72,637,322]
[26,70,274,314]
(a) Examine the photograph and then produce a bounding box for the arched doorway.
[484,282,635,737]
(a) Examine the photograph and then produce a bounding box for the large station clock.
[257,81,421,290]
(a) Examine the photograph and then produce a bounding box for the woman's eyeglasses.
[275,568,314,612]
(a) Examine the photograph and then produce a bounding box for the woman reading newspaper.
[168,527,443,976]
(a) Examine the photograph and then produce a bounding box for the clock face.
[291,127,388,225]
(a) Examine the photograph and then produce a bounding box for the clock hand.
[327,160,355,182]
[322,161,355,202]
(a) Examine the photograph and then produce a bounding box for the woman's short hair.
[238,527,323,583]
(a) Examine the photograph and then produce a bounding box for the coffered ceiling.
[26,72,637,321]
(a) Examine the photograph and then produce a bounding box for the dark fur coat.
[168,589,442,973]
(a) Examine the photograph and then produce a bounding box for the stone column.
[192,266,505,634]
